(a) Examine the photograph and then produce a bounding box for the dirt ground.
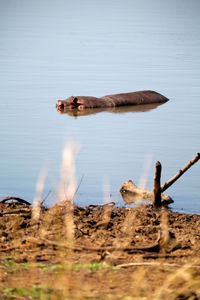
[0,200,200,299]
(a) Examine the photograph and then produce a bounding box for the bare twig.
[41,190,51,205]
[0,197,31,206]
[72,174,84,202]
[161,153,200,192]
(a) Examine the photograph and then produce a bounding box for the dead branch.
[161,153,200,192]
[0,238,158,253]
[2,209,31,215]
[25,237,160,253]
[153,161,162,207]
[117,262,180,268]
[0,196,31,206]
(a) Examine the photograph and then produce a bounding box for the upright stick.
[161,153,200,192]
[153,161,162,207]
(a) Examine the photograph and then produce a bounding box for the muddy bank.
[0,201,200,299]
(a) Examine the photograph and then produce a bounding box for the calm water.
[0,0,200,213]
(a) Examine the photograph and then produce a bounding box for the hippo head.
[56,96,73,109]
[56,96,85,111]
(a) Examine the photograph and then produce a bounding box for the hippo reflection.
[56,103,165,117]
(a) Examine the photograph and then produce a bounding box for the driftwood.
[120,181,173,205]
[121,153,199,207]
[152,153,200,206]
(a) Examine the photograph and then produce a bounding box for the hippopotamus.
[56,90,169,111]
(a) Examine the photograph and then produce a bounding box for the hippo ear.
[73,97,78,102]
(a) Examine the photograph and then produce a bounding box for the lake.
[0,0,200,213]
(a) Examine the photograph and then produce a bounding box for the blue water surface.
[0,0,200,213]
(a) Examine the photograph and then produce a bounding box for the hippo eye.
[74,97,78,102]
